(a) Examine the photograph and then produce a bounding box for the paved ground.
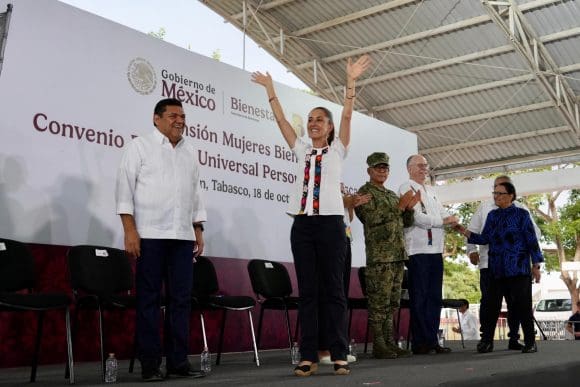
[1,340,579,386]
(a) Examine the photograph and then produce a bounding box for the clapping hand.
[398,189,421,210]
[353,193,371,207]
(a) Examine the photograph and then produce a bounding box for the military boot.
[383,320,412,358]
[372,323,397,359]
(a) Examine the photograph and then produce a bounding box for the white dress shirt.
[287,138,346,216]
[459,310,479,340]
[466,199,541,269]
[398,180,451,256]
[115,129,206,240]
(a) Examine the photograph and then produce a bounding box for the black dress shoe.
[522,342,537,353]
[433,345,452,354]
[142,368,165,382]
[412,345,433,355]
[166,362,206,378]
[508,340,524,350]
[476,341,494,353]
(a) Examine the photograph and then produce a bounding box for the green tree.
[211,49,221,61]
[443,260,480,304]
[523,185,580,311]
[148,27,166,40]
[443,201,480,302]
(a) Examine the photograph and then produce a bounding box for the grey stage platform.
[1,340,579,386]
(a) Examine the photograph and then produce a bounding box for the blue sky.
[59,0,308,89]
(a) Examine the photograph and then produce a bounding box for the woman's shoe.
[333,363,350,375]
[320,355,356,364]
[294,362,318,377]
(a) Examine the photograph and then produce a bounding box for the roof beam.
[274,0,417,41]
[407,101,553,132]
[231,0,296,20]
[430,149,580,182]
[321,27,580,93]
[434,167,580,204]
[422,126,572,154]
[375,62,580,111]
[294,0,562,70]
[483,0,580,134]
[375,74,532,111]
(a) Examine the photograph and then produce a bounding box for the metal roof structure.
[202,0,580,181]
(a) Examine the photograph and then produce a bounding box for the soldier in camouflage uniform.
[355,152,419,359]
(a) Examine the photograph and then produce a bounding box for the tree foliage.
[211,49,221,61]
[443,258,480,304]
[148,27,166,40]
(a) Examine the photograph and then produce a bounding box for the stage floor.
[1,340,579,386]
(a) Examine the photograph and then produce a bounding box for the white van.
[534,295,573,339]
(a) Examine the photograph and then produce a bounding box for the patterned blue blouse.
[467,204,543,278]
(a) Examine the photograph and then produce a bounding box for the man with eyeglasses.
[466,175,541,351]
[355,152,419,359]
[398,154,459,355]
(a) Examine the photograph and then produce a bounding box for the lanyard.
[411,186,433,246]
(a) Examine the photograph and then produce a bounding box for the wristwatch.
[193,223,204,232]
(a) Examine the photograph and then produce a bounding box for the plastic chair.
[348,267,369,353]
[67,245,136,381]
[192,256,260,366]
[247,259,299,354]
[0,238,74,384]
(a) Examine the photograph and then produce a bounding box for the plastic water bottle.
[104,353,118,383]
[349,339,357,358]
[200,346,211,374]
[438,331,445,347]
[291,342,300,365]
[397,335,407,350]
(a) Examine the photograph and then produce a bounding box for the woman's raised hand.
[251,71,273,88]
[347,54,371,81]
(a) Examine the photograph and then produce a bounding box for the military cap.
[366,152,390,167]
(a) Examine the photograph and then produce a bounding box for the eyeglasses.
[373,165,389,171]
[411,163,429,169]
[492,191,510,196]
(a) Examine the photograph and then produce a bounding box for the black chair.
[192,256,260,366]
[441,298,468,348]
[67,245,136,381]
[348,267,369,353]
[395,268,411,349]
[0,238,74,384]
[247,259,300,355]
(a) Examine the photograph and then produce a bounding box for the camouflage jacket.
[355,182,414,264]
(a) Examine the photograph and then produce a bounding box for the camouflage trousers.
[366,261,405,341]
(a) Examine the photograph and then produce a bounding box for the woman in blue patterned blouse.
[455,181,543,354]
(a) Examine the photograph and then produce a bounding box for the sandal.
[294,362,318,377]
[333,363,350,375]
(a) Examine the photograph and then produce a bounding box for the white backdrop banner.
[0,0,417,265]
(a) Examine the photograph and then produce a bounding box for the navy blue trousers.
[408,253,443,349]
[481,275,534,345]
[480,268,520,340]
[136,239,194,371]
[291,215,348,362]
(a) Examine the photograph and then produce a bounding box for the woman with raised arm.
[251,55,370,377]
